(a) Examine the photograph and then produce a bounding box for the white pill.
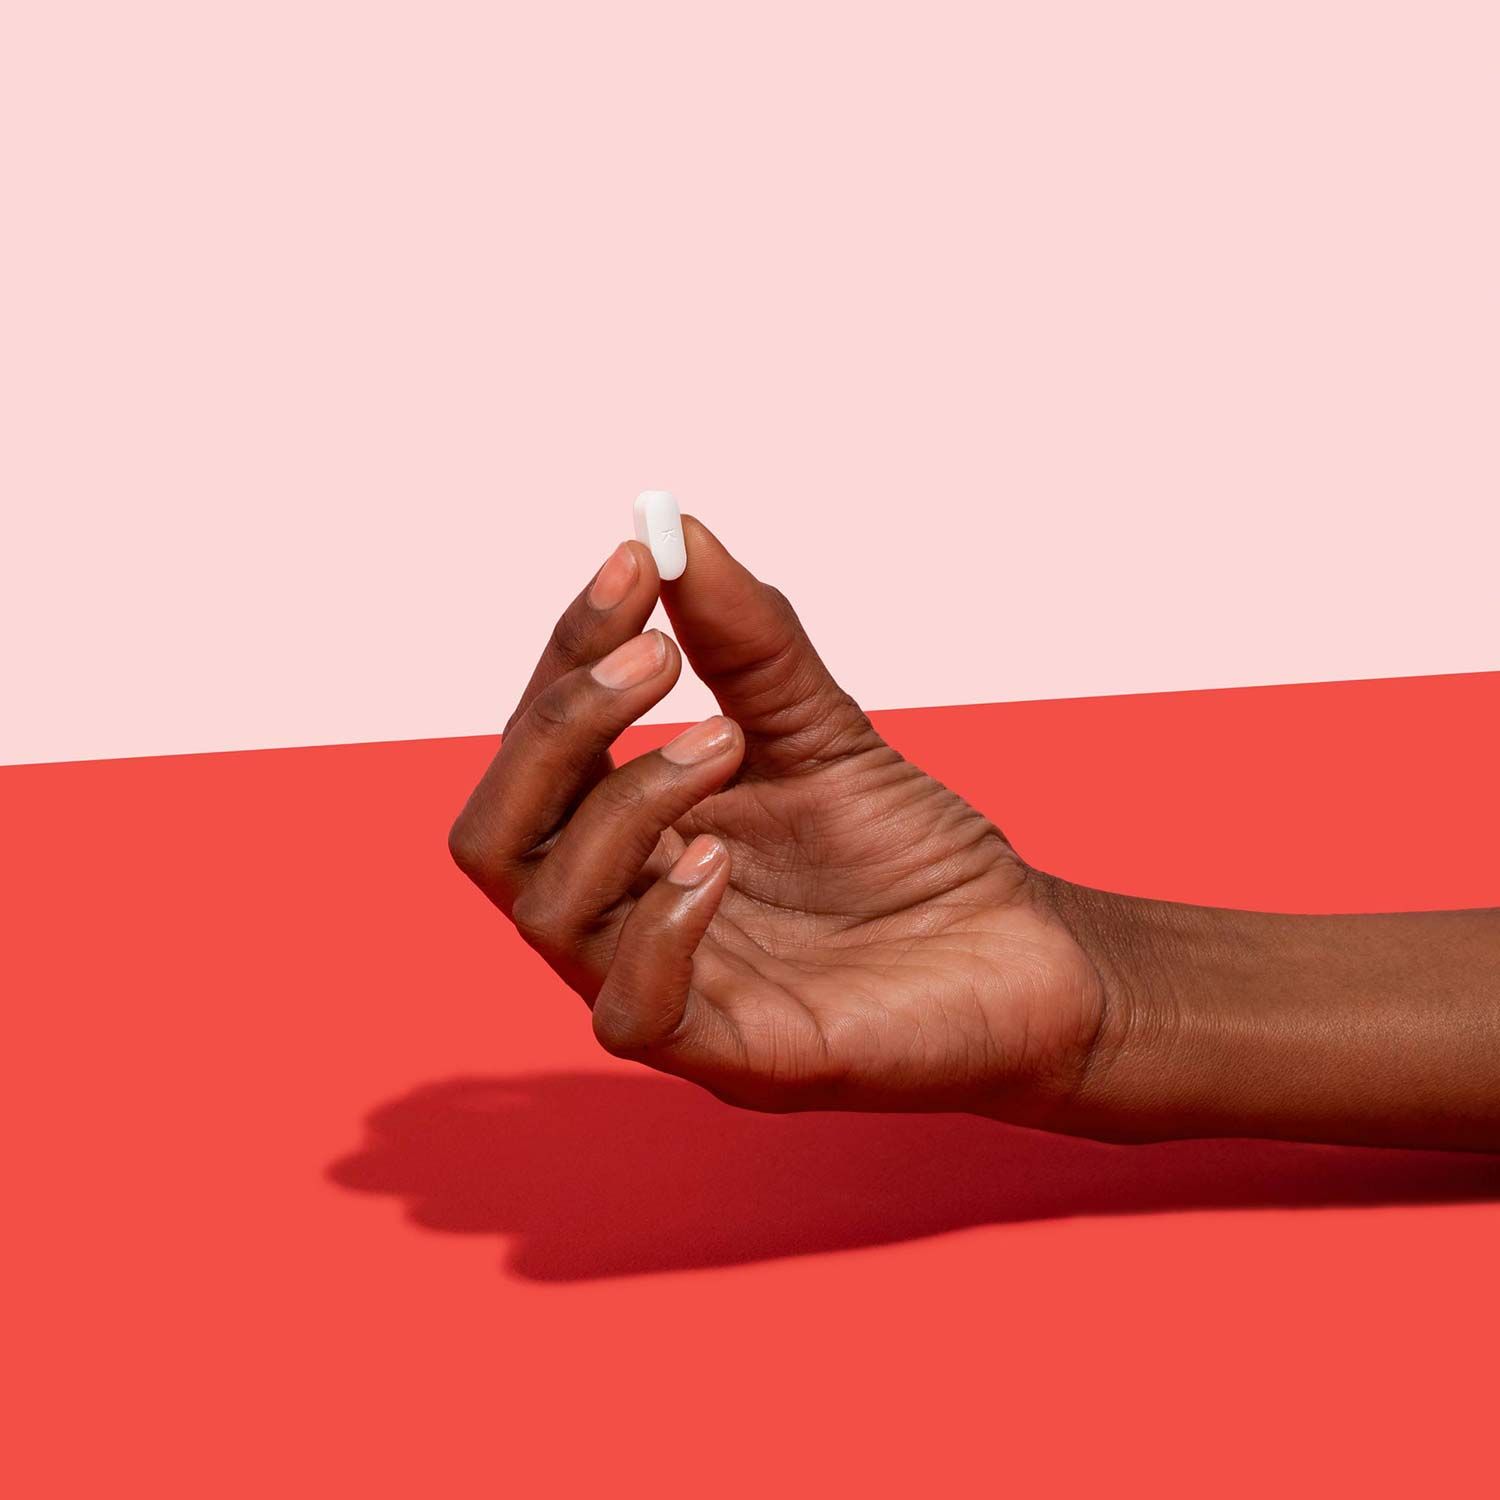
[633,490,687,581]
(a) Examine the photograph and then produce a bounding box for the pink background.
[4,2,1497,764]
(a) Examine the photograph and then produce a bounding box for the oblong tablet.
[633,490,687,581]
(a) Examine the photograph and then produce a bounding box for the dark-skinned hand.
[450,518,1103,1122]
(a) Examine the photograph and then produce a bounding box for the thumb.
[661,516,878,772]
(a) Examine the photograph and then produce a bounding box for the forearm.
[1044,880,1500,1151]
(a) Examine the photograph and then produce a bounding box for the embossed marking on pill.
[633,491,687,580]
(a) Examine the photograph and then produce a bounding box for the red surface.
[6,672,1500,1497]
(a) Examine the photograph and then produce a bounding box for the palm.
[666,743,1102,1112]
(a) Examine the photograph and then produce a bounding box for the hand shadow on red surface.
[326,1072,1500,1282]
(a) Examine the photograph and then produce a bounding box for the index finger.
[505,538,661,734]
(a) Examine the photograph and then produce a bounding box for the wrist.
[1031,874,1293,1143]
[1029,874,1184,1141]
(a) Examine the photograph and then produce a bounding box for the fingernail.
[590,630,666,689]
[668,835,724,888]
[588,542,638,611]
[661,716,736,766]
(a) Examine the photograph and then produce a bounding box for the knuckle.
[509,884,572,953]
[546,608,592,668]
[447,812,486,878]
[763,583,796,622]
[527,680,577,733]
[448,813,525,910]
[592,1005,645,1060]
[592,769,651,820]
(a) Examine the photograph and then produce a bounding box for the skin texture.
[451,519,1500,1150]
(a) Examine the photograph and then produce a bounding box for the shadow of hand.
[327,1073,1500,1281]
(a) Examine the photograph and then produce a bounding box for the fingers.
[506,539,661,733]
[450,535,663,904]
[449,628,681,909]
[591,834,735,1058]
[513,716,745,969]
[660,515,878,772]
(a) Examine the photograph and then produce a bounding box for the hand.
[452,522,1500,1150]
[450,517,1105,1121]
